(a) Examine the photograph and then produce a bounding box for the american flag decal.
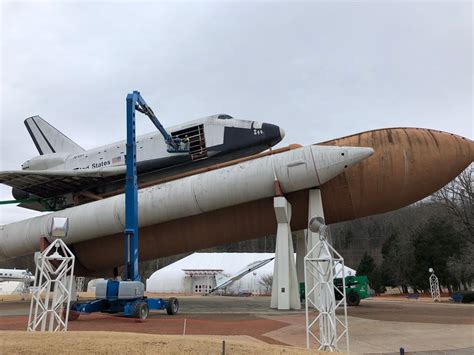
[112,156,122,164]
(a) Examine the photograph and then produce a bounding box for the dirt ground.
[0,331,321,354]
[1,295,473,354]
[0,311,290,345]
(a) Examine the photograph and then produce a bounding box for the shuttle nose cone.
[262,123,285,146]
[279,127,285,140]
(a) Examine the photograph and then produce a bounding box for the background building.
[146,252,356,295]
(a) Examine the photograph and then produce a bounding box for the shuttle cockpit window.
[217,114,233,120]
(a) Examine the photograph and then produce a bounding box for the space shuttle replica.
[0,111,472,276]
[2,114,284,211]
[0,268,34,283]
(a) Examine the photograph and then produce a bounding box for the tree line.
[354,166,473,294]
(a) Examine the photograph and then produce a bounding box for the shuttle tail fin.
[24,116,84,155]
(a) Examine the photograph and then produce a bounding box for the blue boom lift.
[67,91,188,320]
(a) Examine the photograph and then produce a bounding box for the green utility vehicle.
[300,275,371,306]
[334,275,370,306]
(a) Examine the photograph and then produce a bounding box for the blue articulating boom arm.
[67,91,182,320]
[133,92,187,153]
[124,91,188,281]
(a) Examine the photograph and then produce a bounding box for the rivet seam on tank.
[270,154,278,184]
[44,215,54,244]
[0,227,6,258]
[114,196,125,230]
[308,146,322,186]
[191,175,205,214]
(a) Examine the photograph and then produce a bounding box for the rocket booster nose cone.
[347,146,375,163]
[311,145,375,185]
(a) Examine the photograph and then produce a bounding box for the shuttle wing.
[0,167,125,198]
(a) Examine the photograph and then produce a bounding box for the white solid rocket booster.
[0,145,373,260]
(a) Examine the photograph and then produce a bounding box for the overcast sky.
[0,0,472,224]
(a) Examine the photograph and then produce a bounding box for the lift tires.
[347,292,361,306]
[166,297,179,315]
[62,302,80,321]
[134,301,149,320]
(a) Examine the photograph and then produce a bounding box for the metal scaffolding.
[304,223,349,352]
[75,276,85,293]
[27,238,75,332]
[429,268,441,302]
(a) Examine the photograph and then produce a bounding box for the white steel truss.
[304,231,349,352]
[75,276,85,293]
[429,272,441,302]
[27,238,75,332]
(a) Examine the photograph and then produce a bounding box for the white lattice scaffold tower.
[75,276,85,293]
[27,238,75,332]
[429,268,441,302]
[304,215,349,352]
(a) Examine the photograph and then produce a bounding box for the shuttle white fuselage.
[0,268,34,282]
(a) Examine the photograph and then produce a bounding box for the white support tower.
[271,196,301,310]
[75,277,85,293]
[429,268,441,302]
[304,189,349,352]
[27,237,75,332]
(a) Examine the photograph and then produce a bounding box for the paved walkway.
[261,313,474,353]
[1,296,472,353]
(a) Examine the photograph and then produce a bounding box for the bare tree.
[258,274,273,294]
[432,165,473,244]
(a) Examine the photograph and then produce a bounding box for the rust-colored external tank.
[69,127,472,275]
[319,128,474,224]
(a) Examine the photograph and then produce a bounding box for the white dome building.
[146,252,355,295]
[0,281,24,295]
